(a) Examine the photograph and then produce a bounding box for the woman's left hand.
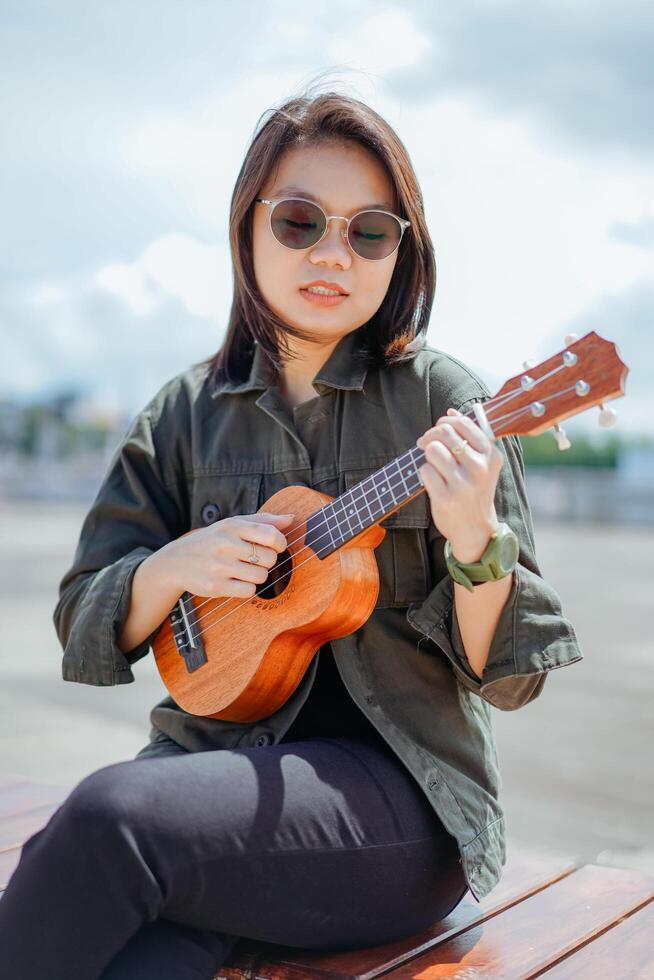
[416,407,505,563]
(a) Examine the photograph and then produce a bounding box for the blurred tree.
[519,431,653,468]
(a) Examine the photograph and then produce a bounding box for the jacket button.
[255,733,273,747]
[201,503,221,525]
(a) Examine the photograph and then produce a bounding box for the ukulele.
[152,330,628,720]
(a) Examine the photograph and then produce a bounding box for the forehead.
[267,142,396,212]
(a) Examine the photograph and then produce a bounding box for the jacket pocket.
[343,467,431,608]
[190,473,264,529]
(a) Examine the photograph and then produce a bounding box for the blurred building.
[1,392,654,524]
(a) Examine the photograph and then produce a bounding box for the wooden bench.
[2,775,652,978]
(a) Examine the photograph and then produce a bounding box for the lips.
[300,280,349,295]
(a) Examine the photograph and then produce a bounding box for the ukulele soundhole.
[254,547,293,600]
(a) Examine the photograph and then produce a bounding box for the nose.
[308,216,352,269]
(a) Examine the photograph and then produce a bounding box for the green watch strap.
[444,523,519,593]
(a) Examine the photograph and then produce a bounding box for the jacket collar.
[211,329,369,398]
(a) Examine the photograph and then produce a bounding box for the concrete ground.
[1,501,652,875]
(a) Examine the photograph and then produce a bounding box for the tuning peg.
[552,424,571,451]
[598,402,617,428]
[522,359,536,370]
[564,332,579,346]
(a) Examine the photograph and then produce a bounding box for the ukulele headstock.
[487,331,628,440]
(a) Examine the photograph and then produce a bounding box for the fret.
[367,472,385,519]
[397,460,413,500]
[374,468,396,513]
[391,459,408,498]
[388,460,409,505]
[323,506,338,548]
[336,498,353,540]
[401,450,422,495]
[339,491,365,536]
[350,479,380,524]
[354,477,377,523]
[333,495,352,538]
[325,504,343,547]
[366,477,384,519]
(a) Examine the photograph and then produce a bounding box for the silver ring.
[450,439,469,456]
[248,543,260,564]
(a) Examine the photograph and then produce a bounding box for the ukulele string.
[160,386,554,658]
[481,382,580,429]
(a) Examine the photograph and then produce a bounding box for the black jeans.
[0,735,468,980]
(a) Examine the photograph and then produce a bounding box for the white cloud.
[29,283,69,308]
[94,262,160,316]
[94,234,232,320]
[120,69,304,228]
[327,8,432,73]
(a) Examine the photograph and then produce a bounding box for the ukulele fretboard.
[305,445,427,558]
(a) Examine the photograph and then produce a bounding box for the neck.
[277,330,353,407]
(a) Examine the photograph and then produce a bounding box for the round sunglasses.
[255,197,411,261]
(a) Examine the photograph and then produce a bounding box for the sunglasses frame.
[255,196,411,261]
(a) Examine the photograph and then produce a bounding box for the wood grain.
[541,899,654,978]
[381,865,654,979]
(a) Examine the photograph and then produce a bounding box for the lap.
[63,735,467,947]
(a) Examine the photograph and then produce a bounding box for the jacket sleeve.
[53,401,187,687]
[406,386,584,711]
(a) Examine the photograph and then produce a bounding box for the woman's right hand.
[161,512,295,599]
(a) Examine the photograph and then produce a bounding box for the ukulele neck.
[305,446,428,559]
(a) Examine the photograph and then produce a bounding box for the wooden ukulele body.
[152,485,386,721]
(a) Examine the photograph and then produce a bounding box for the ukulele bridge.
[170,592,208,672]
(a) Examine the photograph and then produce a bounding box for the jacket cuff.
[61,546,162,686]
[406,562,583,710]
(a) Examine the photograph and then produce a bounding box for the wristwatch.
[444,523,519,593]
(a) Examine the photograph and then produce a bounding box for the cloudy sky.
[2,0,652,435]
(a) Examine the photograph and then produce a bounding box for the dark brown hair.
[200,83,437,387]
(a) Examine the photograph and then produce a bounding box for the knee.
[59,761,148,842]
[43,761,165,916]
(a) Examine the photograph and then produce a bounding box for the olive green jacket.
[53,329,583,902]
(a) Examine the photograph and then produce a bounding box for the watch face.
[499,531,520,572]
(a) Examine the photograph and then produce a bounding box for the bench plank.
[0,779,70,819]
[542,900,654,978]
[380,865,654,979]
[215,849,577,980]
[0,803,64,853]
[0,778,70,888]
[0,847,22,891]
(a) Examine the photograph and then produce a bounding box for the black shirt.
[281,643,382,742]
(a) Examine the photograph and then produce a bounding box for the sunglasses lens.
[349,211,403,259]
[270,199,325,249]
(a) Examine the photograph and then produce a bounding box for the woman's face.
[252,141,400,342]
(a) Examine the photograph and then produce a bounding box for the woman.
[0,89,582,980]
